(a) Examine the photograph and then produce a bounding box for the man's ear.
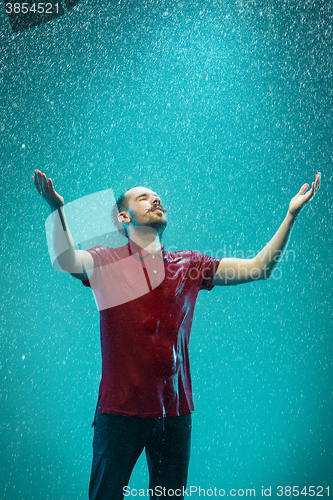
[118,211,131,224]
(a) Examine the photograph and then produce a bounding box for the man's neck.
[128,227,163,254]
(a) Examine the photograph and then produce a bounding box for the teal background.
[1,0,332,498]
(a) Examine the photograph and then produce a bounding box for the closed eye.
[135,193,159,201]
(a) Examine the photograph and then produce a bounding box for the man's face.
[121,186,168,233]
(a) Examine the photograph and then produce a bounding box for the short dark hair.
[111,190,130,237]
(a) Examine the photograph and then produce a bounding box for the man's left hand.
[289,172,321,217]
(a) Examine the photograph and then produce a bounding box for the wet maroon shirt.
[82,240,220,420]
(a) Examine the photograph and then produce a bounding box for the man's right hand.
[33,169,64,212]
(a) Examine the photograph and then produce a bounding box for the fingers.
[33,170,42,195]
[314,172,321,192]
[304,177,320,204]
[33,170,64,211]
[308,173,321,200]
[41,172,49,197]
[34,169,51,199]
[306,182,315,201]
[297,172,321,200]
[48,177,56,194]
[297,183,309,196]
[34,169,47,195]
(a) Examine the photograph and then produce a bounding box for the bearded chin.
[129,211,167,236]
[149,218,167,233]
[130,215,167,237]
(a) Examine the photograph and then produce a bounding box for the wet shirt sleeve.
[189,251,221,291]
[81,246,109,289]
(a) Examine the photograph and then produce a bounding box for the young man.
[33,170,320,500]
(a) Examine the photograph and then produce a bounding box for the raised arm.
[212,172,321,286]
[33,170,94,281]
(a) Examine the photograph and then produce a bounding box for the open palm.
[289,172,321,216]
[33,169,64,211]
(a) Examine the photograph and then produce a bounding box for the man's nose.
[152,197,161,206]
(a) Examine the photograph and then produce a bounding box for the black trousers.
[89,410,192,500]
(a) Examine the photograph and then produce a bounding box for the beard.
[129,209,167,236]
[148,218,167,234]
[142,215,167,234]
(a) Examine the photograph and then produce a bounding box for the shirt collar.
[126,239,167,262]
